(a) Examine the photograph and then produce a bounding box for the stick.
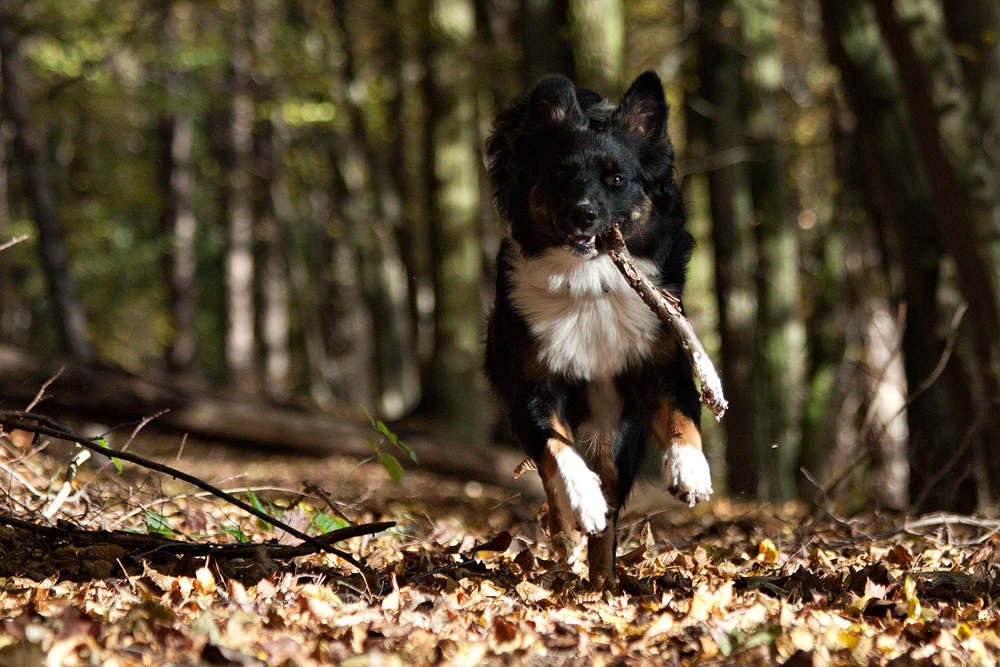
[601,225,728,420]
[0,410,378,578]
[0,512,395,559]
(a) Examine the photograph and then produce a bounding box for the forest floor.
[1,418,1000,666]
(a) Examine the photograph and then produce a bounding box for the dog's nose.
[570,203,598,227]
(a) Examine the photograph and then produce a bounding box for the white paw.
[663,444,713,507]
[555,447,608,534]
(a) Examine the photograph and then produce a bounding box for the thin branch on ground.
[25,368,64,412]
[0,511,395,559]
[870,512,1000,547]
[0,409,384,578]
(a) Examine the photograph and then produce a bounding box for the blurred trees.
[0,0,997,511]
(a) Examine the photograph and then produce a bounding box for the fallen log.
[600,225,728,420]
[0,345,540,495]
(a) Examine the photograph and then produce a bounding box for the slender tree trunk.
[873,0,1000,508]
[0,119,13,342]
[223,1,258,392]
[249,4,291,401]
[519,0,575,88]
[690,0,763,498]
[256,113,291,400]
[330,0,420,419]
[421,0,486,439]
[158,3,198,373]
[820,0,979,511]
[567,0,624,92]
[0,19,93,363]
[159,113,198,373]
[743,0,806,501]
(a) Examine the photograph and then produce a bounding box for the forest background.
[0,0,997,515]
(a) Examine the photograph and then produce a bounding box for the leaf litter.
[2,426,1000,666]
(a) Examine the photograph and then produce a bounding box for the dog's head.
[488,71,676,258]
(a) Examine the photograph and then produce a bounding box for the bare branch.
[0,511,395,559]
[600,225,728,420]
[25,367,63,412]
[0,409,381,579]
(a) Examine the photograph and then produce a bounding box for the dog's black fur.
[485,71,710,582]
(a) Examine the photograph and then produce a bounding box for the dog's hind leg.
[587,527,616,588]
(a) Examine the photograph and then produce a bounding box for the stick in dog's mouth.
[599,224,729,420]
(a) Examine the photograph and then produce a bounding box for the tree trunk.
[421,0,486,439]
[330,0,420,419]
[0,118,15,343]
[519,0,575,88]
[690,0,763,498]
[743,0,806,502]
[159,113,198,373]
[820,0,979,511]
[873,0,1000,509]
[255,115,292,401]
[223,1,258,392]
[158,3,198,374]
[567,0,624,92]
[0,19,93,363]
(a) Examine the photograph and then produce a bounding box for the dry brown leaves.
[2,428,1000,666]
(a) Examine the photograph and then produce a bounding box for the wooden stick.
[0,409,378,578]
[601,225,728,420]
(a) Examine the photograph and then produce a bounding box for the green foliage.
[143,508,178,537]
[310,512,350,533]
[219,524,250,544]
[96,438,123,474]
[362,407,416,485]
[246,488,277,531]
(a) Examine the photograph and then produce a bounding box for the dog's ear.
[528,75,585,128]
[612,71,668,141]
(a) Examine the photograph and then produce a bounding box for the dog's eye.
[554,169,572,183]
[607,174,625,187]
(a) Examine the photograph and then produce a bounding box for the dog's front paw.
[663,444,713,507]
[555,448,608,534]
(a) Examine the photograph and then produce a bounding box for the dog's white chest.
[507,247,663,380]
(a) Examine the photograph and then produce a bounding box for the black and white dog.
[485,71,712,584]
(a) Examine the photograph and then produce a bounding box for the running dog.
[485,71,712,584]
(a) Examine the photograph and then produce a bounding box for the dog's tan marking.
[652,398,702,452]
[652,397,712,506]
[628,193,653,224]
[538,414,578,536]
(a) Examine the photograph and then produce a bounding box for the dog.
[485,71,712,585]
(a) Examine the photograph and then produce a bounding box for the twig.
[0,511,395,559]
[0,410,377,578]
[25,368,63,412]
[0,460,45,498]
[122,410,169,451]
[41,447,91,518]
[0,234,28,253]
[403,559,477,587]
[871,513,1000,547]
[601,225,728,420]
